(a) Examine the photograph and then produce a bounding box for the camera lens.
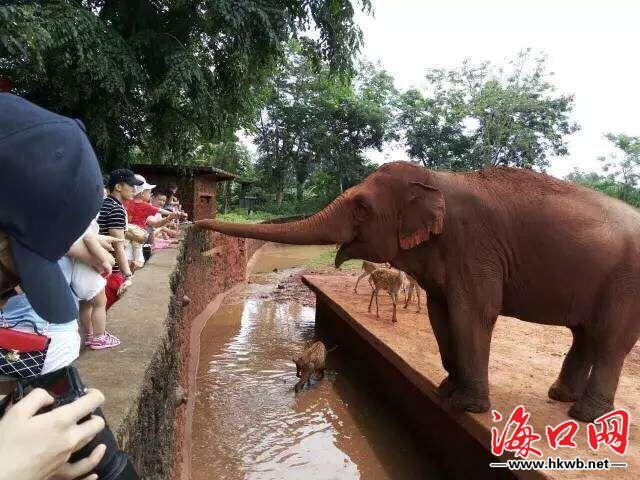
[69,407,139,480]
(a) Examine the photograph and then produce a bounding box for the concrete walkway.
[75,247,178,433]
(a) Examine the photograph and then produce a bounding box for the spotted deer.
[403,274,423,312]
[354,260,379,293]
[368,268,406,323]
[293,341,337,393]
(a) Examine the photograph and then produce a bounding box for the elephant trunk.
[195,196,352,245]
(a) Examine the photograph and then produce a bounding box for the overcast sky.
[356,0,640,178]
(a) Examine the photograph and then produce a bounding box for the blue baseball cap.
[0,93,103,323]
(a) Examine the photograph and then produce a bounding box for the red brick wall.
[193,175,218,221]
[137,172,195,218]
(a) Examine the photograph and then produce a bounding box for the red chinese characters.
[546,420,579,450]
[491,406,543,458]
[587,409,630,455]
[492,406,630,458]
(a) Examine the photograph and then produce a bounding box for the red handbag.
[0,320,51,378]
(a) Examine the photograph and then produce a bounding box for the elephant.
[196,161,640,422]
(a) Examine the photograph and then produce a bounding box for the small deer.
[354,260,380,293]
[403,274,422,312]
[368,268,405,323]
[293,341,336,393]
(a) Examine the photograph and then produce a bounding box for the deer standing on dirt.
[354,260,379,293]
[368,268,405,323]
[354,260,395,293]
[403,274,423,312]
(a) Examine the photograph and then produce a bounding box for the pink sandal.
[88,331,121,350]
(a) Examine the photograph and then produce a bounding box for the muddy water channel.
[191,244,440,480]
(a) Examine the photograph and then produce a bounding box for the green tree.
[0,0,371,169]
[598,133,640,203]
[253,47,395,207]
[396,87,473,170]
[566,168,640,208]
[194,140,253,213]
[397,50,579,171]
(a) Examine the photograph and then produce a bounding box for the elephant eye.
[353,198,369,223]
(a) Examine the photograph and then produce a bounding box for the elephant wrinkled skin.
[196,161,640,422]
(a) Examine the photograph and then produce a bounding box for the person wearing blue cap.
[0,93,108,479]
[0,93,103,323]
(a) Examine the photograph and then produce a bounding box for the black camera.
[0,366,139,480]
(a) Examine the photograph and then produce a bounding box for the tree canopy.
[252,44,395,210]
[0,0,371,169]
[396,50,579,171]
[567,133,640,207]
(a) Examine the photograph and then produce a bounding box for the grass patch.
[306,248,362,270]
[216,210,278,223]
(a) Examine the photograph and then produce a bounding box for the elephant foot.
[548,380,583,403]
[437,375,457,398]
[568,393,613,423]
[448,388,490,413]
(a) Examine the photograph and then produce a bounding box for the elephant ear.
[399,181,445,250]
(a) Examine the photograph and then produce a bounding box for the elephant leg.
[568,329,635,422]
[427,298,458,398]
[549,325,593,402]
[375,289,380,317]
[446,301,497,413]
[569,350,625,423]
[569,286,640,422]
[416,289,421,313]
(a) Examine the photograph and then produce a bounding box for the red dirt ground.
[302,274,640,480]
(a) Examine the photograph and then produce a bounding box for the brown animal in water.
[293,341,332,393]
[368,268,405,323]
[197,161,640,422]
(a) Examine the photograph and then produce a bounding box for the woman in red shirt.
[124,175,181,270]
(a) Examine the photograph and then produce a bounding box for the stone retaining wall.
[167,228,262,479]
[90,227,262,479]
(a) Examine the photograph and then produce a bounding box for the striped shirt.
[98,196,127,272]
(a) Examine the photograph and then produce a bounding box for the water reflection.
[191,246,439,480]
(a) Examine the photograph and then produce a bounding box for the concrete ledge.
[76,247,178,430]
[303,275,640,480]
[75,247,180,478]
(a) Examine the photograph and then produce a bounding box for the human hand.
[47,443,105,479]
[117,278,132,297]
[96,235,123,252]
[0,388,106,480]
[71,233,115,276]
[86,250,114,277]
[165,227,180,238]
